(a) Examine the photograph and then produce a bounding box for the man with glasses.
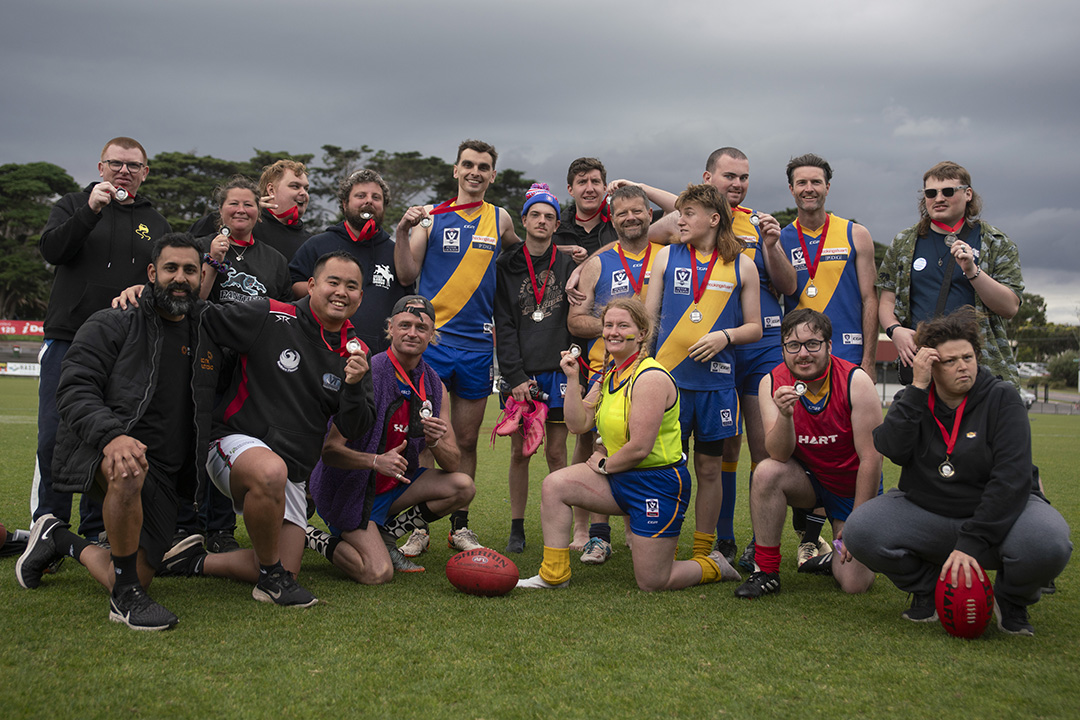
[877,161,1023,388]
[734,308,882,599]
[34,137,171,539]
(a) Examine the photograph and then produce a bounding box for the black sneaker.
[734,571,781,599]
[380,527,424,573]
[109,584,178,630]
[16,514,67,589]
[158,534,207,577]
[902,593,938,622]
[798,551,835,576]
[505,533,526,554]
[713,537,738,566]
[253,565,318,607]
[737,540,756,572]
[995,598,1035,636]
[206,530,240,553]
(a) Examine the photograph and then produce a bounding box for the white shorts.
[207,434,307,529]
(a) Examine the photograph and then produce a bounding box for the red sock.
[756,544,781,575]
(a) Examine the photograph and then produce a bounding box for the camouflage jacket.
[877,220,1023,388]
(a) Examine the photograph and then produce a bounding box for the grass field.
[1,375,1077,719]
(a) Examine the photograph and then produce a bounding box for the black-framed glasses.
[782,339,825,354]
[103,160,146,173]
[921,185,968,199]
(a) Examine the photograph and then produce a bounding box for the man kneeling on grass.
[304,296,476,582]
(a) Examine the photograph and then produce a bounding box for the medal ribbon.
[605,351,640,392]
[794,213,831,283]
[616,242,652,296]
[310,304,350,355]
[229,231,254,247]
[575,197,610,224]
[691,246,720,306]
[344,219,377,242]
[927,385,968,456]
[930,218,965,235]
[429,197,483,216]
[387,347,427,404]
[524,246,557,313]
[268,205,300,226]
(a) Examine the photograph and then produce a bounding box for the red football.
[445,548,519,597]
[935,571,994,639]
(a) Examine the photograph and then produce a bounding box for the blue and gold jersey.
[586,242,660,373]
[418,202,501,350]
[733,206,783,348]
[779,214,864,365]
[655,243,742,391]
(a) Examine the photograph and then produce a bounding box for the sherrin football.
[935,571,994,639]
[446,547,519,597]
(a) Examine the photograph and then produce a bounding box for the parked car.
[1019,388,1036,409]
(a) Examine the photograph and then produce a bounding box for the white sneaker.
[796,540,820,568]
[401,528,430,558]
[447,527,483,552]
[580,537,612,565]
[706,550,742,582]
[516,574,569,589]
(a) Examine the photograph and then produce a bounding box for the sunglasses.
[921,185,969,199]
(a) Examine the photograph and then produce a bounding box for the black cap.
[391,295,436,324]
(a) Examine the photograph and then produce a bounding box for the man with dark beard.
[17,235,219,630]
[290,169,412,354]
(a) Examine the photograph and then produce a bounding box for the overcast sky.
[4,0,1078,323]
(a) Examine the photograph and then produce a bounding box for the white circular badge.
[913,257,927,272]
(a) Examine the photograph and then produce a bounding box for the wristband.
[721,328,733,346]
[966,266,981,281]
[203,253,231,274]
[885,323,902,339]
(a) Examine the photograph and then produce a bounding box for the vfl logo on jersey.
[842,333,863,345]
[673,268,692,295]
[277,349,301,372]
[442,229,461,253]
[721,409,733,427]
[645,499,660,518]
[611,269,630,294]
[222,269,267,297]
[764,315,781,328]
[710,361,732,374]
[790,247,807,270]
[372,263,393,289]
[322,373,342,391]
[559,382,567,399]
[471,235,497,250]
[136,223,151,242]
[799,434,839,445]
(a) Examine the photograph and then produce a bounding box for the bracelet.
[372,454,380,472]
[721,328,733,346]
[966,265,981,281]
[429,437,440,448]
[885,323,902,339]
[203,253,230,274]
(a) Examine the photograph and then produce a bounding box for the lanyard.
[524,246,557,311]
[927,386,968,456]
[794,214,831,282]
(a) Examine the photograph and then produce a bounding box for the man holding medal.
[844,308,1070,634]
[734,308,881,599]
[646,183,761,562]
[394,140,520,552]
[306,296,475,580]
[33,137,171,541]
[877,161,1023,388]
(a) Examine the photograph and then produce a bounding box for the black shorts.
[91,465,182,570]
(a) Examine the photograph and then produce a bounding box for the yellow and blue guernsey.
[418,202,502,350]
[733,207,783,347]
[779,214,864,365]
[586,243,660,373]
[655,243,741,391]
[595,357,682,468]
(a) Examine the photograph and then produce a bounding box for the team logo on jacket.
[443,229,460,253]
[673,268,691,295]
[136,224,151,242]
[322,373,341,391]
[200,350,214,371]
[277,349,301,372]
[373,263,393,289]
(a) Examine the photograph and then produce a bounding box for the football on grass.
[935,571,994,639]
[446,548,518,597]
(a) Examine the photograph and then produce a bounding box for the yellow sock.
[539,546,571,585]
[721,460,739,473]
[693,531,715,558]
[691,555,721,584]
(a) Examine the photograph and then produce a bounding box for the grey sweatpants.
[843,488,1071,606]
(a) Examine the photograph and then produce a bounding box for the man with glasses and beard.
[877,161,1024,388]
[17,235,218,630]
[290,169,411,355]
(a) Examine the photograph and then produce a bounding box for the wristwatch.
[597,458,610,475]
[885,323,902,340]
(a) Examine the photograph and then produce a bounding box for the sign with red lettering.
[0,320,45,336]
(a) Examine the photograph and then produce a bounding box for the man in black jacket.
[18,235,214,631]
[33,137,171,539]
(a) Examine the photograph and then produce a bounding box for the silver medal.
[114,188,128,201]
[568,344,581,358]
[346,338,363,354]
[360,212,373,220]
[690,309,702,323]
[806,283,818,298]
[938,460,955,478]
[532,309,544,323]
[420,400,433,419]
[794,381,807,396]
[749,213,760,227]
[944,234,957,247]
[219,226,230,237]
[420,216,433,228]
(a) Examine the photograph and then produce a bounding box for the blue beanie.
[521,182,561,221]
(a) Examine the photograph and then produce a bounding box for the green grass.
[1,376,1077,719]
